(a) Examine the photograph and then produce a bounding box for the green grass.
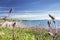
[0,26,60,40]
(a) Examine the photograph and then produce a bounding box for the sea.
[20,20,60,28]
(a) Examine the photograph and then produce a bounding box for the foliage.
[0,27,60,40]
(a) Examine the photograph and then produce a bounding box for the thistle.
[49,14,55,24]
[47,20,51,27]
[3,8,13,21]
[48,14,57,40]
[47,20,52,34]
[12,22,16,40]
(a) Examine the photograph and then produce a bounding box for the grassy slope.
[0,19,60,40]
[0,27,54,40]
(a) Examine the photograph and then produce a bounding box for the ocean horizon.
[20,20,60,28]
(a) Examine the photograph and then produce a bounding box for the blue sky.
[0,0,60,20]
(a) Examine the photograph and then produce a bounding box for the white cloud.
[0,9,60,20]
[10,14,48,20]
[0,14,7,16]
[9,11,60,20]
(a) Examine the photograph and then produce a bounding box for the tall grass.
[0,26,55,40]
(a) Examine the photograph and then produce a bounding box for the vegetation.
[0,26,60,40]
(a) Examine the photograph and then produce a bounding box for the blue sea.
[21,20,60,28]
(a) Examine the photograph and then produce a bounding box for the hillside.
[0,27,60,40]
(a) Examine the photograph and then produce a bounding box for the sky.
[0,0,60,20]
